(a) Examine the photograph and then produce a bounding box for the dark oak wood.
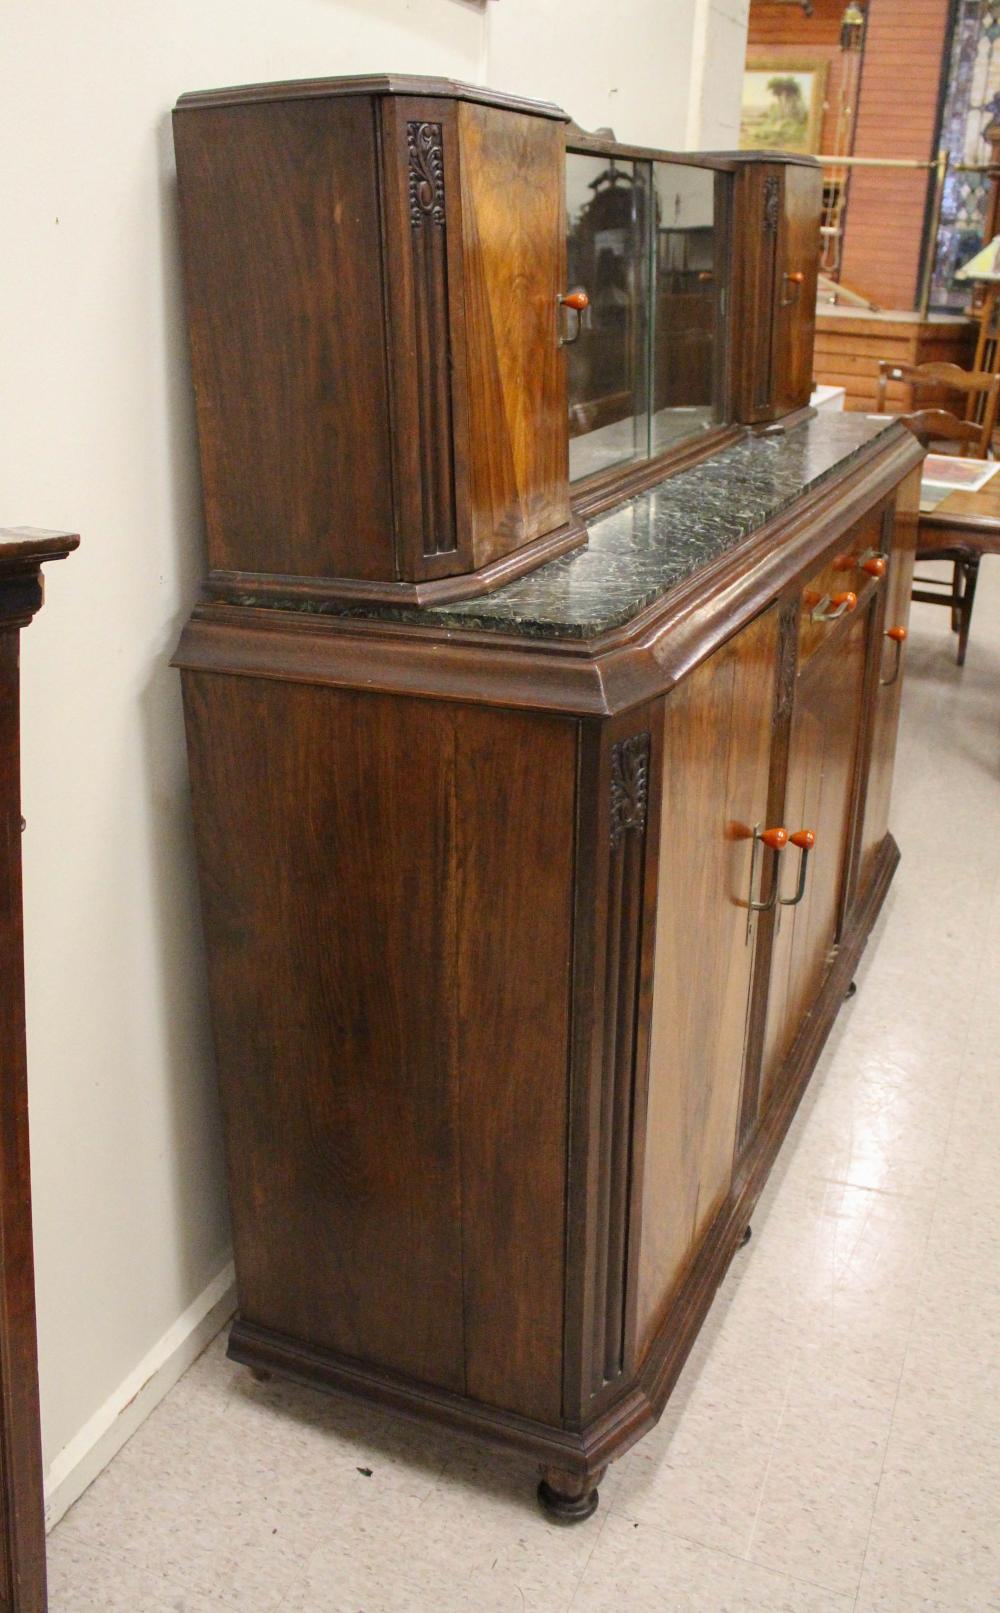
[0,526,78,1613]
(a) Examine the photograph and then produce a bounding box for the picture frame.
[740,57,828,155]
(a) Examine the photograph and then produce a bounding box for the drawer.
[798,531,885,666]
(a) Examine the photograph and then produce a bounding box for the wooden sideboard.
[172,76,921,1521]
[0,527,78,1609]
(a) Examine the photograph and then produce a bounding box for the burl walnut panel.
[182,673,576,1417]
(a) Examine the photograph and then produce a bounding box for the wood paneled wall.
[839,0,952,308]
[747,0,852,159]
[748,0,953,311]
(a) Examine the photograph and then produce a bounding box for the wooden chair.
[875,360,1000,456]
[876,362,1000,663]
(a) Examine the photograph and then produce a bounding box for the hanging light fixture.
[840,2,866,51]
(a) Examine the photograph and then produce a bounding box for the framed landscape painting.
[740,58,828,155]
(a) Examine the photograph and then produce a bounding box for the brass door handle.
[557,287,589,347]
[778,829,815,908]
[881,625,907,686]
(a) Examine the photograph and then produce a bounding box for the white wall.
[1,0,747,1522]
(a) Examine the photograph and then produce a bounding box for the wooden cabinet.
[173,71,924,1527]
[734,158,822,425]
[173,78,582,607]
[0,527,78,1613]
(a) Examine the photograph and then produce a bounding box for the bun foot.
[249,1366,272,1383]
[740,1223,752,1247]
[537,1465,606,1524]
[845,980,858,999]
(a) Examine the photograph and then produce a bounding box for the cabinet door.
[772,165,822,418]
[634,607,779,1358]
[857,476,920,896]
[761,603,871,1112]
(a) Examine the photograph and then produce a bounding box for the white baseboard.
[43,1261,237,1531]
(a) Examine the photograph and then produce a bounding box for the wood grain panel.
[456,708,577,1422]
[762,604,870,1112]
[456,102,570,566]
[857,470,920,894]
[636,608,779,1354]
[838,0,951,308]
[181,675,466,1389]
[174,98,396,582]
[775,164,823,415]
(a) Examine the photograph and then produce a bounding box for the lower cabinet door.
[761,604,871,1112]
[857,479,919,897]
[634,606,779,1358]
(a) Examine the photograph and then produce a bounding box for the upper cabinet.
[732,158,823,425]
[173,78,823,607]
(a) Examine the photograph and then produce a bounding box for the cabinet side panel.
[181,674,465,1390]
[636,609,779,1356]
[173,99,396,582]
[456,709,576,1423]
[457,103,570,568]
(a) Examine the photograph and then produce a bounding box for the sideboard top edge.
[174,74,570,121]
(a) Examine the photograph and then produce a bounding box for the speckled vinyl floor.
[47,559,1000,1612]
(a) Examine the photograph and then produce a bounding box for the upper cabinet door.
[772,164,822,418]
[733,161,821,425]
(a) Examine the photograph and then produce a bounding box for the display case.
[172,78,821,608]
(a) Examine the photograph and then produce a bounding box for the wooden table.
[917,463,1000,665]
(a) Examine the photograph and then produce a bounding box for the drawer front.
[798,515,887,666]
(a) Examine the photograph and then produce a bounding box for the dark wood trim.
[226,833,899,1484]
[0,525,78,1613]
[203,514,588,611]
[571,427,743,523]
[175,75,570,121]
[177,428,924,721]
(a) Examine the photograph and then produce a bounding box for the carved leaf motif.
[763,175,780,234]
[610,733,651,845]
[408,122,445,229]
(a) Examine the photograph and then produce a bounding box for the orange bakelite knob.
[832,591,857,611]
[886,625,908,643]
[760,827,788,851]
[787,271,806,284]
[561,289,590,311]
[789,829,816,850]
[862,556,887,577]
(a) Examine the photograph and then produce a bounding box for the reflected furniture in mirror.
[172,75,921,1521]
[0,526,78,1612]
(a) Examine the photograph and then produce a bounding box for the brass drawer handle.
[810,591,856,624]
[557,287,589,347]
[778,829,815,908]
[881,625,907,687]
[857,547,887,578]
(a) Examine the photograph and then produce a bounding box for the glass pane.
[651,164,722,456]
[566,154,650,481]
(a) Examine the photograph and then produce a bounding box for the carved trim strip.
[763,174,780,234]
[592,731,651,1393]
[408,122,445,229]
[404,121,457,555]
[610,734,650,845]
